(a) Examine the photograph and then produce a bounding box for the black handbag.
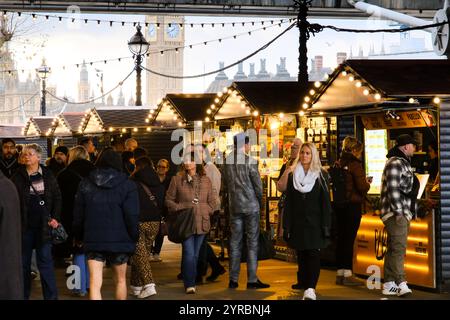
[166,207,196,244]
[241,230,275,262]
[29,181,68,245]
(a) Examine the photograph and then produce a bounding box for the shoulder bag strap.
[139,182,159,208]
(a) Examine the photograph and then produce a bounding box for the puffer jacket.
[73,167,139,253]
[339,151,370,204]
[165,173,215,235]
[380,147,419,222]
[223,150,262,214]
[11,165,61,244]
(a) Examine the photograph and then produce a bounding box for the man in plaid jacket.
[380,134,420,297]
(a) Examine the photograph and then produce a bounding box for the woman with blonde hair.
[277,142,332,300]
[165,152,215,294]
[57,145,96,296]
[334,136,370,286]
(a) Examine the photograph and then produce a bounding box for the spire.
[369,43,375,56]
[349,45,353,59]
[276,57,290,78]
[107,94,114,106]
[249,63,256,79]
[117,87,125,106]
[256,59,270,79]
[358,45,364,58]
[233,62,247,80]
[215,62,228,80]
[128,94,135,106]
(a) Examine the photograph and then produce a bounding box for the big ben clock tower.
[145,15,185,107]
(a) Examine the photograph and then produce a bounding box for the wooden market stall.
[22,116,56,159]
[305,59,450,291]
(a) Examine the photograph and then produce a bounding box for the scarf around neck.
[293,164,319,193]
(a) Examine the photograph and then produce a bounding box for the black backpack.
[328,162,350,206]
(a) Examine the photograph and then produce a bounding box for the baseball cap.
[395,134,418,147]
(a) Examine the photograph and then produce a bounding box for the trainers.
[138,283,157,299]
[303,288,317,300]
[247,279,270,289]
[185,287,196,294]
[151,254,162,262]
[382,281,399,296]
[130,285,142,296]
[341,275,364,286]
[397,282,412,297]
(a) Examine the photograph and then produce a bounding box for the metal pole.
[135,54,142,106]
[296,0,311,101]
[40,78,46,116]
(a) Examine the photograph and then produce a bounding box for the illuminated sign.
[361,110,436,130]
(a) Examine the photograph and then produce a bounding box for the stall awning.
[82,107,151,134]
[0,125,25,138]
[310,59,450,113]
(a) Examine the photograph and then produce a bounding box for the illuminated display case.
[364,129,388,194]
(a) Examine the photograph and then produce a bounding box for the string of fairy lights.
[0,19,291,75]
[1,10,292,29]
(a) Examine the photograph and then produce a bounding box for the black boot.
[291,272,302,290]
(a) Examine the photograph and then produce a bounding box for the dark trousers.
[334,203,362,270]
[152,229,164,255]
[22,229,58,300]
[297,249,321,289]
[197,238,223,276]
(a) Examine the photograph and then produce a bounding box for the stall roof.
[24,117,55,137]
[82,107,151,134]
[344,59,450,97]
[0,125,24,138]
[166,94,216,122]
[310,59,450,113]
[53,112,84,136]
[210,81,319,120]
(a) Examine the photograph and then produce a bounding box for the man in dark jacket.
[0,170,23,300]
[46,145,68,177]
[223,132,269,290]
[0,138,20,178]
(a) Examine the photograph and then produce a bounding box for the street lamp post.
[36,59,51,116]
[128,25,150,106]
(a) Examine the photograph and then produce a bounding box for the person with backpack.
[331,136,371,286]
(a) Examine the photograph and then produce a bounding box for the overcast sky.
[7,12,438,107]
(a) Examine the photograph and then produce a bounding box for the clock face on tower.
[166,22,180,39]
[147,23,156,39]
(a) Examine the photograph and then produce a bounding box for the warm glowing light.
[206,109,211,114]
[355,81,362,88]
[173,116,178,120]
[299,111,305,116]
[341,71,347,76]
[205,117,210,122]
[222,87,228,93]
[145,119,149,123]
[349,75,354,82]
[304,96,311,102]
[309,89,315,95]
[279,113,284,119]
[314,81,321,88]
[319,112,324,115]
[214,98,220,103]
[433,97,441,104]
[109,127,114,132]
[217,92,223,97]
[253,110,259,117]
[178,122,183,127]
[122,128,127,133]
[246,109,251,115]
[409,98,415,104]
[302,103,309,109]
[210,104,216,109]
[374,93,381,100]
[363,89,370,96]
[146,127,151,132]
[133,128,138,132]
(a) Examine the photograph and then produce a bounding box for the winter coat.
[73,167,139,253]
[380,147,420,222]
[223,150,263,214]
[57,159,96,254]
[131,166,164,222]
[165,173,215,235]
[339,151,370,204]
[47,158,66,177]
[0,156,20,178]
[11,166,62,244]
[0,171,23,300]
[283,170,332,250]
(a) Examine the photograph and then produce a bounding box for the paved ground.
[30,241,449,300]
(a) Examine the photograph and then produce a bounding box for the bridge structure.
[0,1,444,18]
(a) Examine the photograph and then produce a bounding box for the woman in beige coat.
[165,152,215,294]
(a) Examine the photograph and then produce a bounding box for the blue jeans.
[182,234,205,288]
[73,254,90,295]
[229,212,260,283]
[22,229,58,300]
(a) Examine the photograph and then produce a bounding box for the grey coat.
[0,171,23,300]
[223,151,262,214]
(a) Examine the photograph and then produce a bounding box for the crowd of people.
[0,131,429,300]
